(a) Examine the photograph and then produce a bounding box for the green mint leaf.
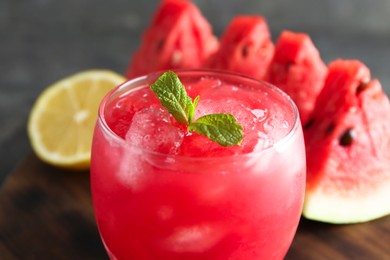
[188,114,243,146]
[150,71,195,124]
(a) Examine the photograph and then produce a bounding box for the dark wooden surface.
[0,154,389,259]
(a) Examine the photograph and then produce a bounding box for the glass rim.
[97,69,301,159]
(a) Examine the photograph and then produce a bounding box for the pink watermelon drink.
[91,70,306,259]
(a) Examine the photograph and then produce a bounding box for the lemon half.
[28,70,126,170]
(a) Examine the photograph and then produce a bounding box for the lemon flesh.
[27,70,126,170]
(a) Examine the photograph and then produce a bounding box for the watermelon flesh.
[126,0,219,78]
[204,15,274,80]
[265,30,327,126]
[303,59,390,223]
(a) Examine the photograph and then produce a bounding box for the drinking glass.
[90,70,306,259]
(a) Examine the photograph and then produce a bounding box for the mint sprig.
[150,71,197,124]
[150,71,243,147]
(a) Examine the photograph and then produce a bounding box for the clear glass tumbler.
[91,70,306,259]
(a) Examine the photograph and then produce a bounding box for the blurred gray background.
[1,0,389,184]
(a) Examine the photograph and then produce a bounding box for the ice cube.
[163,224,224,253]
[263,113,291,144]
[116,147,145,191]
[125,108,184,154]
[252,131,272,151]
[193,96,273,155]
[251,108,267,122]
[196,98,258,132]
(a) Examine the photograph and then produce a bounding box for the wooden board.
[0,153,389,259]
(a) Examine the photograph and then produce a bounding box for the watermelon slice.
[126,0,219,78]
[204,15,274,80]
[303,59,390,223]
[265,30,327,126]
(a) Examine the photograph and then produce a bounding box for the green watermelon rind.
[303,179,390,223]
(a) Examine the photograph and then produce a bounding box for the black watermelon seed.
[241,45,249,58]
[356,81,369,94]
[156,39,165,51]
[286,61,294,70]
[325,123,335,135]
[304,118,314,130]
[339,128,355,146]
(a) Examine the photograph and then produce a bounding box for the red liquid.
[91,71,306,259]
